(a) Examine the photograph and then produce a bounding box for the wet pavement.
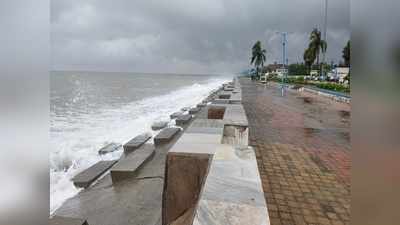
[240,78,350,225]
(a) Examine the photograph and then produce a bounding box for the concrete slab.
[72,160,117,188]
[223,87,234,91]
[212,99,230,104]
[49,216,88,225]
[192,146,269,225]
[98,143,121,155]
[151,121,168,131]
[123,133,151,153]
[196,103,206,108]
[111,144,155,183]
[170,112,183,119]
[154,128,181,145]
[218,94,231,99]
[181,107,190,112]
[175,133,222,146]
[162,152,212,225]
[189,107,200,114]
[186,127,224,134]
[175,114,192,126]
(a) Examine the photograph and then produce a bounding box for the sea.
[50,71,232,213]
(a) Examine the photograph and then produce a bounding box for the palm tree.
[303,48,315,75]
[308,28,327,76]
[250,41,266,80]
[342,40,350,67]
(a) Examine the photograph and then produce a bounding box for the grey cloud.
[51,0,349,74]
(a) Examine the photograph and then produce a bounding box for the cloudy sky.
[51,0,349,74]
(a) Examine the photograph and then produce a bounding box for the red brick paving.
[240,79,350,225]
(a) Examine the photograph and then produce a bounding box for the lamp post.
[276,32,288,96]
[322,0,328,77]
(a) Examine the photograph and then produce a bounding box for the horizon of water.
[50,71,232,213]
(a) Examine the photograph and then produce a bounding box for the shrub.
[315,82,350,93]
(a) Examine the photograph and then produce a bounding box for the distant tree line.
[249,29,350,79]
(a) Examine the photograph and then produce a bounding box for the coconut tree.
[303,48,316,75]
[308,28,327,76]
[250,41,266,80]
[342,40,350,67]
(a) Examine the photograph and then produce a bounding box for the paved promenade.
[240,78,350,225]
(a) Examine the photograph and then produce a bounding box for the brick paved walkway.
[240,78,350,225]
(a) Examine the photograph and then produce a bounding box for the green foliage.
[342,40,350,67]
[288,63,308,75]
[250,41,267,79]
[267,75,307,85]
[303,28,328,75]
[316,82,350,93]
[303,48,315,73]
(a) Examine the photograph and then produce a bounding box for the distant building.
[310,70,319,76]
[327,67,349,83]
[264,62,288,78]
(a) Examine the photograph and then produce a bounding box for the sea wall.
[162,79,269,225]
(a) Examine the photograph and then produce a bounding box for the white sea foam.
[49,77,230,214]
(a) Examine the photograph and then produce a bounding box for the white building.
[328,67,349,83]
[275,68,288,78]
[310,70,319,76]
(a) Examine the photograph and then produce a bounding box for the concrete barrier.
[123,133,152,153]
[170,112,183,119]
[188,107,200,114]
[152,121,168,130]
[98,143,121,155]
[110,144,155,183]
[154,127,181,145]
[49,216,89,225]
[175,114,192,126]
[72,160,118,188]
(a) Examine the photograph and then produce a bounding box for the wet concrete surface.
[240,78,350,225]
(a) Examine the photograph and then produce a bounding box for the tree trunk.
[317,52,321,77]
[256,67,259,80]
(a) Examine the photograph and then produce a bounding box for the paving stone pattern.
[240,78,350,225]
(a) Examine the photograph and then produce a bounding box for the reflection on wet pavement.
[240,78,350,225]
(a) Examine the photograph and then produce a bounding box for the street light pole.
[281,32,287,96]
[322,0,328,76]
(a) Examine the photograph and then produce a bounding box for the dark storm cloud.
[51,0,349,74]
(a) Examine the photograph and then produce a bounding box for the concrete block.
[197,103,206,108]
[49,216,88,225]
[212,99,230,104]
[186,127,224,134]
[162,153,212,225]
[151,121,168,130]
[175,114,192,126]
[154,127,180,145]
[98,142,121,155]
[111,144,155,183]
[123,133,151,153]
[218,94,231,99]
[189,107,200,114]
[72,160,117,188]
[181,107,190,112]
[170,112,183,119]
[224,87,234,91]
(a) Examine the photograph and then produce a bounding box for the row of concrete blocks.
[71,124,190,189]
[53,87,225,225]
[71,87,218,190]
